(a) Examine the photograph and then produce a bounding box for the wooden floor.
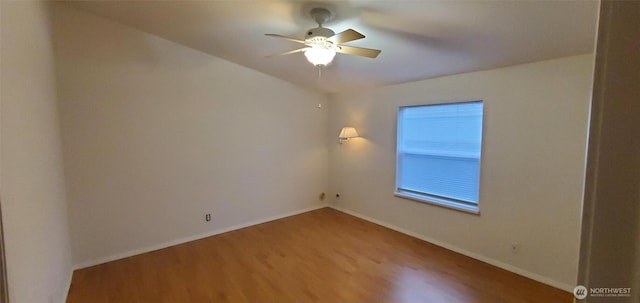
[67,208,572,303]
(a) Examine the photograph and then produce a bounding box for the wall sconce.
[338,127,359,144]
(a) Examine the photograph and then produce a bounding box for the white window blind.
[396,101,484,210]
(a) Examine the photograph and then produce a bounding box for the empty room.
[1,0,638,303]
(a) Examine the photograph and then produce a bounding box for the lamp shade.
[304,46,336,66]
[338,127,359,139]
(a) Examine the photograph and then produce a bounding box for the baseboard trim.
[73,204,329,270]
[330,205,573,292]
[61,265,73,303]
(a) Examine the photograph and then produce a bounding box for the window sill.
[394,191,480,215]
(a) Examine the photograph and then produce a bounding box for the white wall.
[51,4,329,267]
[0,2,74,302]
[328,54,593,290]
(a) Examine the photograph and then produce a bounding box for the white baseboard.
[60,266,73,303]
[73,204,329,270]
[330,205,573,292]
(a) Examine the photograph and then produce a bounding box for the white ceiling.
[65,0,599,94]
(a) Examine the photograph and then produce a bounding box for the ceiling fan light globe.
[304,47,336,66]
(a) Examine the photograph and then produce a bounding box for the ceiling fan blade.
[267,48,308,58]
[337,45,381,58]
[265,34,307,44]
[327,29,365,44]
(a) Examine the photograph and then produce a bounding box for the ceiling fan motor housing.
[305,27,335,40]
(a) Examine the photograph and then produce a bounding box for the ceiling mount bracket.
[310,7,332,26]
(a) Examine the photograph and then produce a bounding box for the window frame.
[394,101,484,215]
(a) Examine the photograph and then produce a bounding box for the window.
[395,101,484,213]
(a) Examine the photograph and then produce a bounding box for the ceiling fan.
[265,7,381,67]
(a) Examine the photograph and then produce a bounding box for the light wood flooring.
[67,207,572,302]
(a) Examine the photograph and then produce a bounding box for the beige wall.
[51,5,329,267]
[578,1,640,302]
[328,54,594,290]
[0,2,73,302]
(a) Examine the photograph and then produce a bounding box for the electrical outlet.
[319,192,326,200]
[205,213,211,222]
